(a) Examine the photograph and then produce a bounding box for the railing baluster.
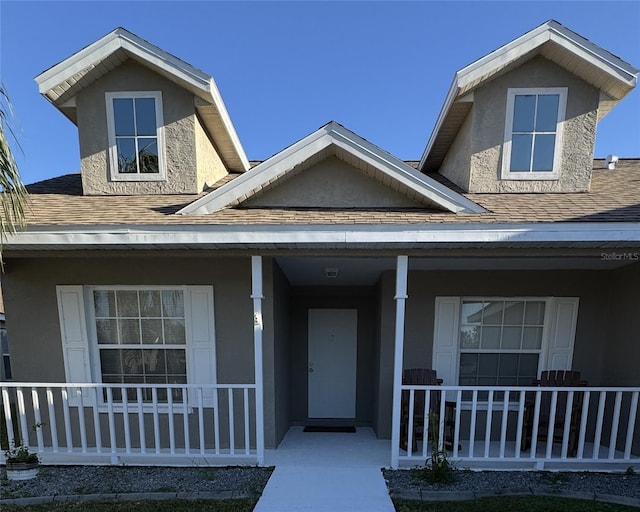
[122,387,131,454]
[244,387,250,455]
[2,387,15,449]
[61,388,73,453]
[183,386,190,455]
[560,391,573,459]
[407,389,415,457]
[530,390,541,460]
[593,391,607,459]
[624,391,638,460]
[31,388,44,453]
[453,389,462,458]
[152,388,160,455]
[438,388,446,452]
[515,390,525,459]
[92,387,102,454]
[228,388,235,455]
[137,388,146,455]
[106,388,117,459]
[16,387,29,447]
[484,390,493,458]
[167,388,175,455]
[577,391,590,460]
[422,387,431,459]
[608,391,622,459]
[499,390,509,458]
[198,388,205,455]
[78,390,88,453]
[468,389,477,458]
[46,388,59,453]
[545,391,558,459]
[214,388,220,455]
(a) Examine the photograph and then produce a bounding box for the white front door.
[308,309,358,419]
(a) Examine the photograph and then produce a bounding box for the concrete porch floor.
[254,426,395,512]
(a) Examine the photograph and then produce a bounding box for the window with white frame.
[501,88,567,180]
[56,285,216,407]
[105,92,165,181]
[458,300,545,390]
[92,288,186,402]
[432,296,579,401]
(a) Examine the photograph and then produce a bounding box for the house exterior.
[1,21,639,470]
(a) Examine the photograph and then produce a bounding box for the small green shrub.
[413,413,458,484]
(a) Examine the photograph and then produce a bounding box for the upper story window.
[501,88,567,180]
[105,92,166,181]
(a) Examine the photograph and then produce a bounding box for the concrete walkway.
[254,427,395,512]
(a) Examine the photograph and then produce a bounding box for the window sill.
[110,174,167,182]
[500,171,560,181]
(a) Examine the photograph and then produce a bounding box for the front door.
[308,309,357,419]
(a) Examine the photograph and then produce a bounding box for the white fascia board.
[180,122,484,215]
[6,222,640,248]
[36,28,212,96]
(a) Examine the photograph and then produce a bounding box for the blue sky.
[1,1,639,185]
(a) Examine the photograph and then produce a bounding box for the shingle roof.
[22,159,640,227]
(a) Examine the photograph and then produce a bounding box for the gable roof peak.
[179,122,485,215]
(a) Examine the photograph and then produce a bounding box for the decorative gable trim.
[420,20,639,172]
[178,122,485,215]
[35,27,249,172]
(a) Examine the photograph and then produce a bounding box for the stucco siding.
[3,256,255,385]
[243,156,423,208]
[439,109,473,190]
[77,60,202,195]
[469,56,598,193]
[195,112,228,191]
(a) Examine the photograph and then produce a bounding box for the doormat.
[303,426,356,433]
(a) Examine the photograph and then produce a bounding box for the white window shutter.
[432,297,461,386]
[544,297,579,372]
[186,286,217,407]
[56,286,93,405]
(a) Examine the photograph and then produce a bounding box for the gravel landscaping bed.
[1,466,273,500]
[383,468,640,499]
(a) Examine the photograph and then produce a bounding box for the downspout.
[390,255,408,468]
[251,255,265,465]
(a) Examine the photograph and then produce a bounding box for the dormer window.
[106,92,166,181]
[501,87,567,180]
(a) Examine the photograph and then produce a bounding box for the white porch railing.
[395,385,640,470]
[1,383,261,466]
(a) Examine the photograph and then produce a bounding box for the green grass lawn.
[0,498,257,512]
[394,496,637,512]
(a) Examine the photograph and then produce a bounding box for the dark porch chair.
[399,368,455,452]
[521,370,587,457]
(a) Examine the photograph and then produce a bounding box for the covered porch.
[2,252,639,470]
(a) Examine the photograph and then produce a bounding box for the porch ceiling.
[275,255,634,286]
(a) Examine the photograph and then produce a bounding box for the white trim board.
[5,222,640,249]
[178,122,485,215]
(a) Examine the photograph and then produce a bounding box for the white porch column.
[251,255,265,465]
[390,255,408,468]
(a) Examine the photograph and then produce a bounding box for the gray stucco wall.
[195,112,228,190]
[439,110,473,190]
[243,156,422,208]
[375,269,613,439]
[271,260,292,447]
[441,56,599,193]
[3,256,255,386]
[77,60,227,195]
